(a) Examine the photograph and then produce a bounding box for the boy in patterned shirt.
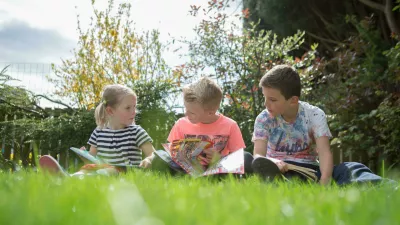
[252,65,385,185]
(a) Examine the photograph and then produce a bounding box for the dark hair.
[259,65,301,99]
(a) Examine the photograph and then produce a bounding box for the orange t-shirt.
[167,114,246,156]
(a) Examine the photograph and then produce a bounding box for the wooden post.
[1,115,8,158]
[29,142,35,167]
[3,115,11,160]
[38,139,42,156]
[19,115,27,167]
[11,114,18,163]
[21,141,30,167]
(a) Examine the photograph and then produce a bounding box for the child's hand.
[275,160,289,173]
[266,157,289,173]
[139,158,152,168]
[197,154,210,165]
[77,146,91,164]
[203,148,221,165]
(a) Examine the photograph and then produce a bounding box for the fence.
[0,111,81,171]
[0,110,374,172]
[0,62,83,170]
[0,62,375,173]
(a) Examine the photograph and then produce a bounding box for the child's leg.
[243,151,254,177]
[244,151,254,175]
[39,155,69,177]
[332,162,394,185]
[252,157,282,181]
[97,167,120,176]
[152,150,186,175]
[72,164,120,177]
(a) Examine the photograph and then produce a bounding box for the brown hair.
[259,65,301,99]
[182,76,223,110]
[95,84,136,129]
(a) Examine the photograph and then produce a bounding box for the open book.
[162,139,244,177]
[69,147,138,168]
[285,163,318,182]
[70,147,104,164]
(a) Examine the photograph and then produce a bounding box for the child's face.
[262,87,295,117]
[184,101,213,124]
[107,95,137,128]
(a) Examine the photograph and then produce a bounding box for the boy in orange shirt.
[152,76,253,176]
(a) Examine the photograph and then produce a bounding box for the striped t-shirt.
[87,125,152,166]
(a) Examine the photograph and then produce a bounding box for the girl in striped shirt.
[39,84,155,176]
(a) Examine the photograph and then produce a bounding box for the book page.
[202,149,245,176]
[163,139,211,176]
[69,147,104,165]
[163,140,244,177]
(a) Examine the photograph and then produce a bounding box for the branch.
[31,102,49,117]
[34,95,75,111]
[379,13,390,41]
[384,0,400,34]
[306,31,344,46]
[308,2,341,41]
[358,0,384,12]
[359,0,400,34]
[0,97,45,117]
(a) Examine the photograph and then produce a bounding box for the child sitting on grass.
[39,84,155,176]
[152,76,254,176]
[251,65,391,185]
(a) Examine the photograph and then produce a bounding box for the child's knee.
[97,168,119,176]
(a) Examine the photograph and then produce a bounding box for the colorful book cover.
[162,139,244,177]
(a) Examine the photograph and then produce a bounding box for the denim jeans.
[282,160,387,185]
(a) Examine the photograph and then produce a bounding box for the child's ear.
[105,106,114,116]
[290,96,299,104]
[209,109,218,115]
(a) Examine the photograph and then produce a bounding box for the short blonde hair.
[183,76,223,110]
[95,84,136,129]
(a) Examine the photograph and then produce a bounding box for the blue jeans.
[284,160,388,185]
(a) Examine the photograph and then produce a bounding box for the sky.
[0,0,242,107]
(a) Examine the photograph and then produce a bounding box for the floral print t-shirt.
[252,101,332,165]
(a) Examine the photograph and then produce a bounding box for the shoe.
[39,155,69,177]
[252,157,282,181]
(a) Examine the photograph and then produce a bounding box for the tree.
[180,3,316,148]
[51,0,175,109]
[358,0,400,34]
[241,0,400,55]
[0,66,45,118]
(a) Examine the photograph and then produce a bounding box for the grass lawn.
[0,170,398,225]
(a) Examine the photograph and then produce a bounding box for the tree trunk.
[384,0,400,34]
[359,0,400,34]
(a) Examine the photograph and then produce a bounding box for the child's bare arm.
[76,145,98,164]
[254,139,288,172]
[139,142,155,168]
[88,145,97,156]
[253,140,267,158]
[316,136,333,185]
